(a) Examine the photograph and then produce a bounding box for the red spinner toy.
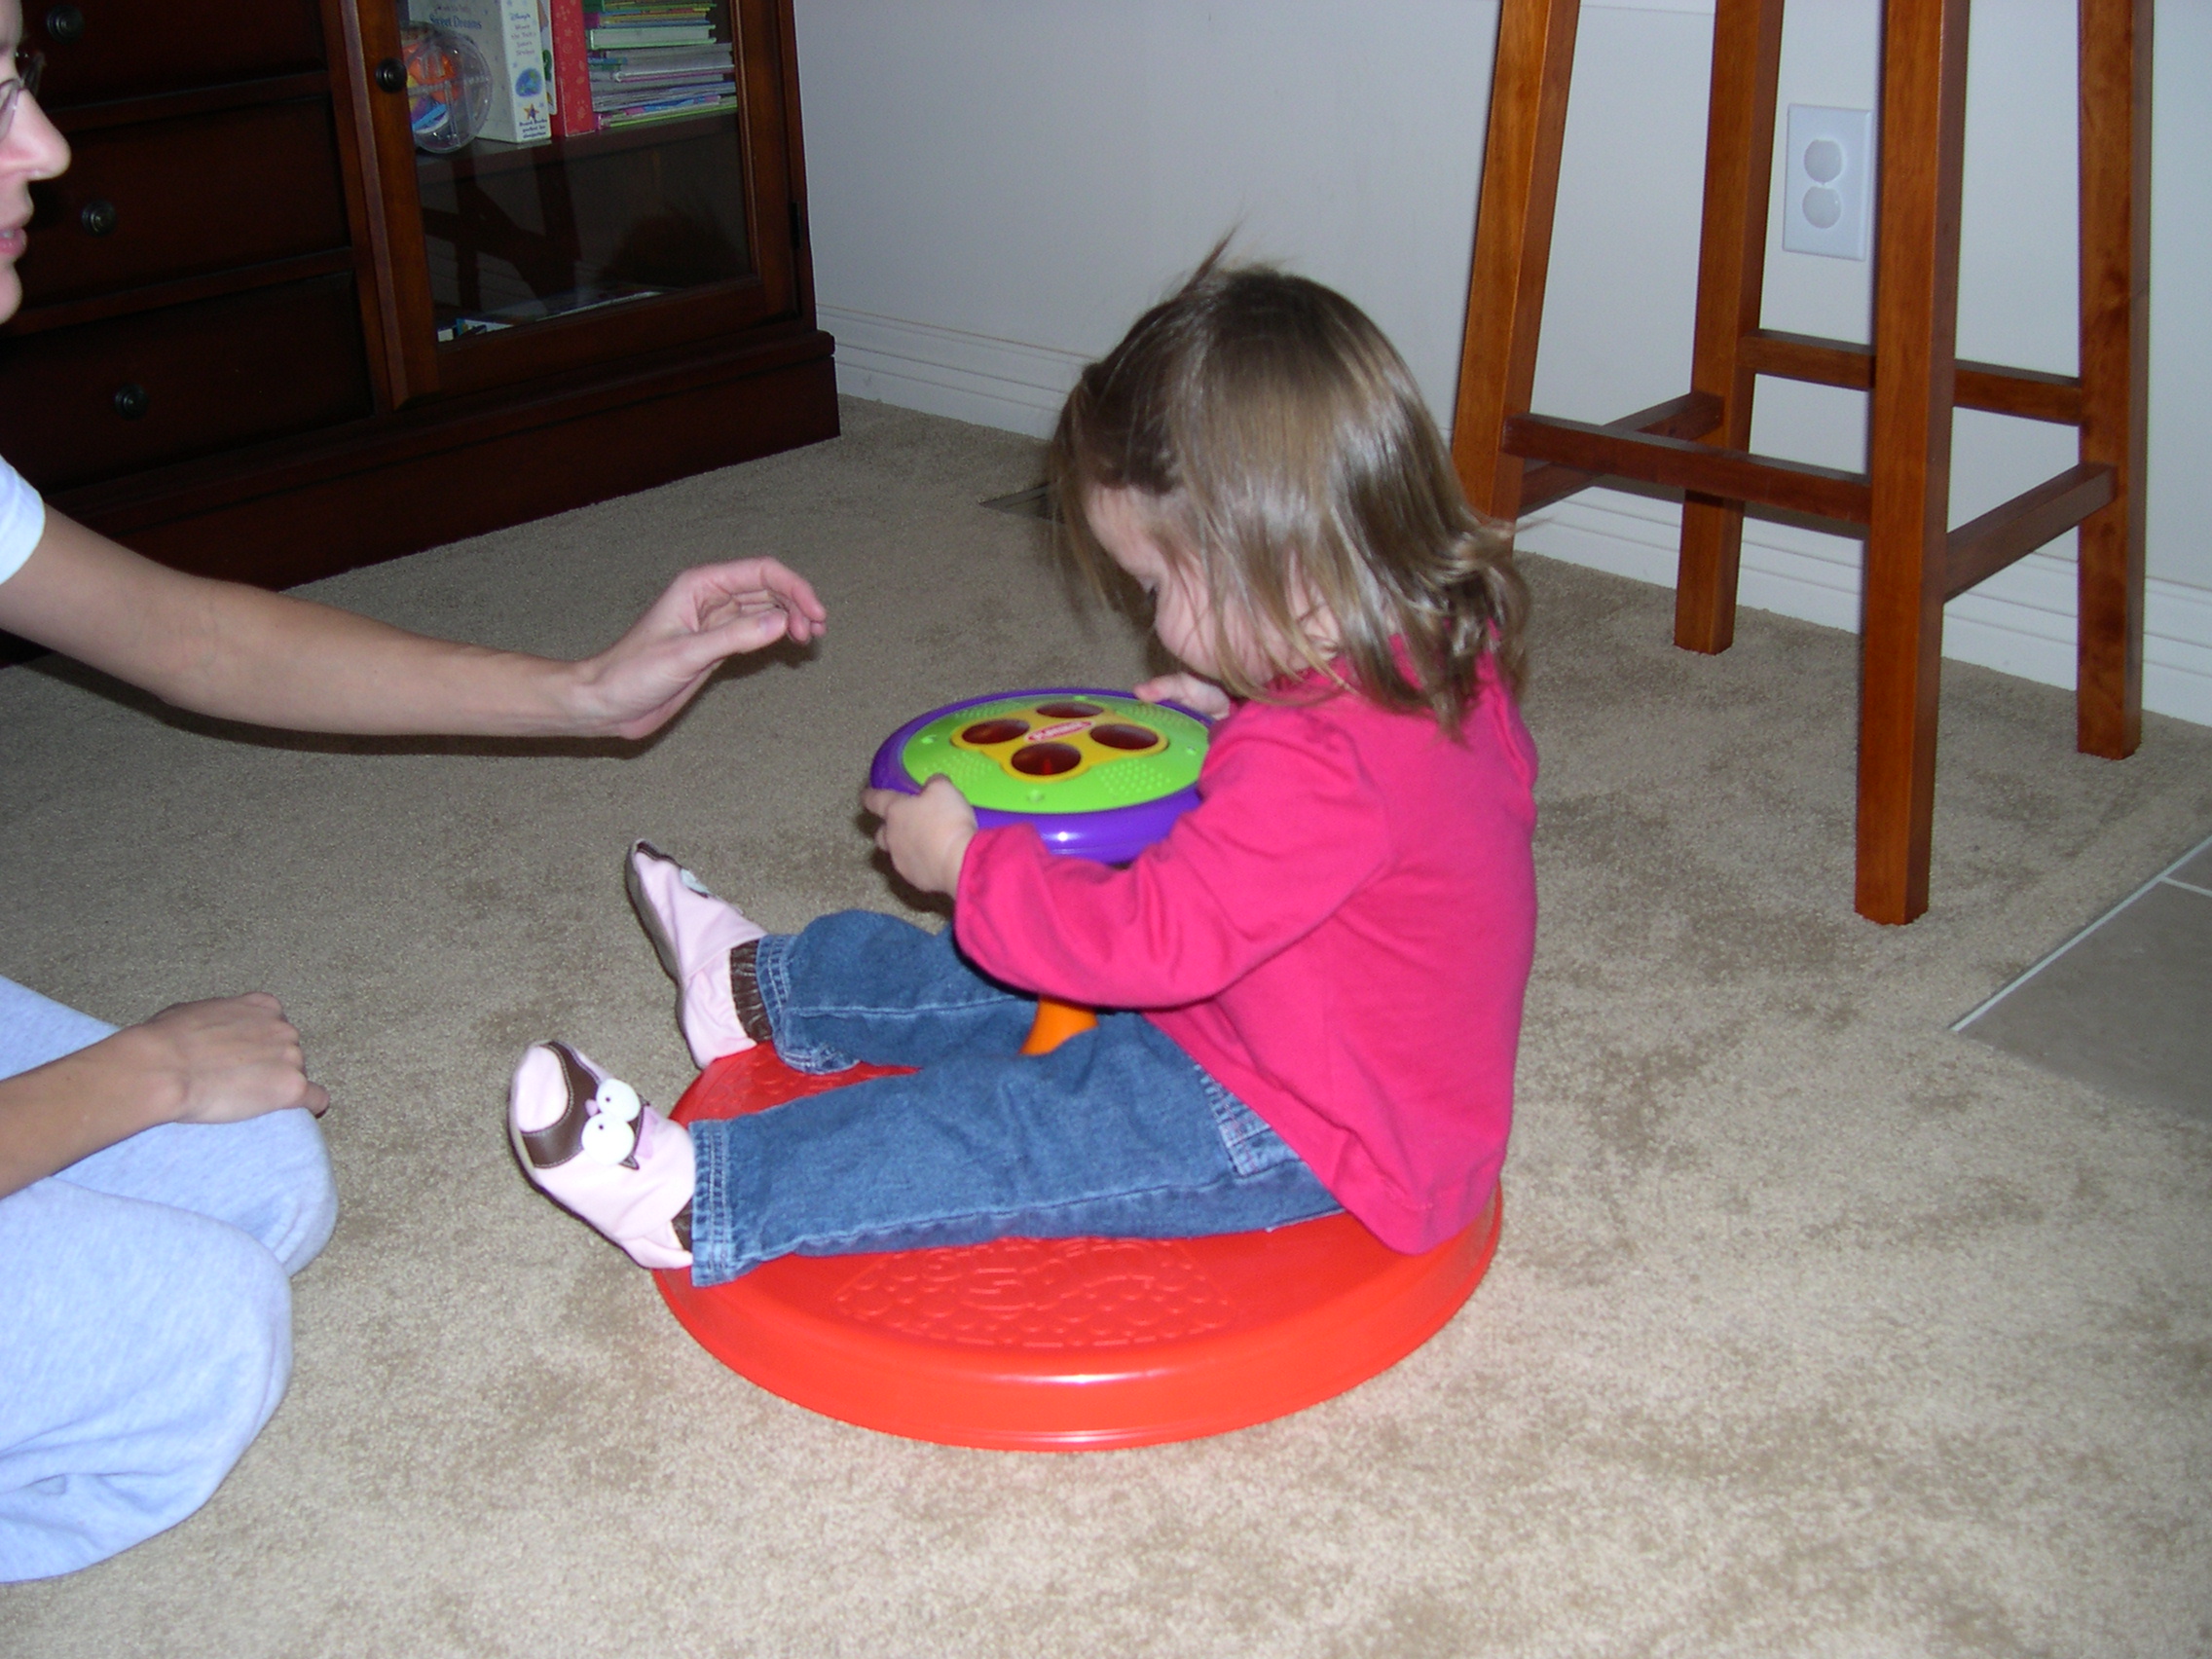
[653,689,1499,1449]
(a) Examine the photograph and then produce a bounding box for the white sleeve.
[0,454,47,588]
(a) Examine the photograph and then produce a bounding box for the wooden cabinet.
[0,0,836,593]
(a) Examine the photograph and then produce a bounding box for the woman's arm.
[0,516,824,1190]
[0,993,326,1200]
[0,509,826,738]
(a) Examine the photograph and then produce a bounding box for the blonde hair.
[1049,254,1528,727]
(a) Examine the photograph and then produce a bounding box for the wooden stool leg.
[1452,0,1583,524]
[1858,0,1972,925]
[2075,0,2150,759]
[1675,0,1786,654]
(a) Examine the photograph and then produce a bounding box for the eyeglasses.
[1,50,46,141]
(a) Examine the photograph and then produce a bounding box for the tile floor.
[1957,831,2212,1123]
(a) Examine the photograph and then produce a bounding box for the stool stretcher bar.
[1451,0,2149,924]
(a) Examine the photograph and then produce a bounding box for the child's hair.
[1049,253,1529,726]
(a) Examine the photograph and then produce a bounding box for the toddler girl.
[508,259,1537,1280]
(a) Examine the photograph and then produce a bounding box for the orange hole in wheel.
[1089,723,1161,751]
[960,719,1031,745]
[1010,743,1083,776]
[655,1047,1501,1451]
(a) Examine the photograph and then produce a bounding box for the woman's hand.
[1133,672,1234,719]
[116,993,329,1124]
[0,993,326,1201]
[572,557,829,739]
[861,775,977,898]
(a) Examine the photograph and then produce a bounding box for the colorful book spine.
[590,45,732,72]
[582,3,731,125]
[413,0,552,144]
[536,0,556,121]
[546,0,597,136]
[588,24,715,46]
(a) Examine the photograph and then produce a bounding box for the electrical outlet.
[1783,104,1873,261]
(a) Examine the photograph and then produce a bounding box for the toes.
[511,1042,607,1170]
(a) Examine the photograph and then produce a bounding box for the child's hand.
[1133,672,1234,719]
[861,776,977,898]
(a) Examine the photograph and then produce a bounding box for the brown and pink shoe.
[624,841,767,1070]
[508,1042,693,1270]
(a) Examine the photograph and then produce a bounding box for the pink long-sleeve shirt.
[955,667,1538,1252]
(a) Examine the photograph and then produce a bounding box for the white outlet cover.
[1783,104,1874,261]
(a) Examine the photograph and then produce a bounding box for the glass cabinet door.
[346,0,803,403]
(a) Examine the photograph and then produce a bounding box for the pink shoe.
[509,1042,694,1270]
[625,841,764,1069]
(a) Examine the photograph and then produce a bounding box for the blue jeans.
[686,911,1341,1286]
[0,977,337,1582]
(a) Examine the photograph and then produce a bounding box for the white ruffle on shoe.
[625,840,765,1068]
[509,1042,694,1270]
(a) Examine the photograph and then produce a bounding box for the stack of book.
[584,2,736,130]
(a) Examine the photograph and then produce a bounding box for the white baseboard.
[1517,490,2212,729]
[821,305,1086,441]
[815,309,2212,729]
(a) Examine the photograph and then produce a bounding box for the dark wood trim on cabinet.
[325,0,438,407]
[5,0,842,623]
[53,323,837,585]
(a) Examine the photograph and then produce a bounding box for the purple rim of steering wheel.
[868,687,1209,865]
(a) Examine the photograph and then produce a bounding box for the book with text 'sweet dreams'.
[412,0,552,144]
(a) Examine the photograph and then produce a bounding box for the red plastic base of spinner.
[654,1046,1499,1451]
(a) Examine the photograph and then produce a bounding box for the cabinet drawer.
[31,0,325,109]
[0,276,372,492]
[21,100,351,309]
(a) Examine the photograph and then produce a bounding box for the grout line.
[1950,829,2212,1033]
[2164,876,2212,901]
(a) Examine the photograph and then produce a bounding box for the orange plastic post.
[1020,997,1099,1055]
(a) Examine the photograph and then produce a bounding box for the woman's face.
[1,0,71,326]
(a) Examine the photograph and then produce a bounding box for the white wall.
[792,0,2211,726]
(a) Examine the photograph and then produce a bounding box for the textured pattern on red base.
[828,1235,1241,1349]
[656,1046,1498,1450]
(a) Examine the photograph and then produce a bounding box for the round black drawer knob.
[373,57,406,93]
[79,199,116,237]
[112,384,149,421]
[44,5,85,43]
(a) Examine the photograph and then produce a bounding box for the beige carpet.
[3,399,2208,1658]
